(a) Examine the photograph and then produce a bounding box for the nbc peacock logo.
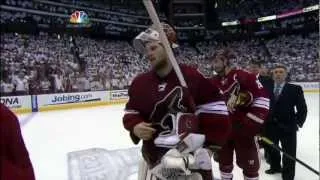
[69,10,90,25]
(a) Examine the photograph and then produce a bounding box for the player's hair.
[161,20,176,33]
[250,60,263,67]
[207,48,236,65]
[152,22,178,45]
[273,64,287,71]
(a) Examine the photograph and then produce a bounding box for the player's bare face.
[212,56,225,74]
[145,42,167,70]
[273,67,287,83]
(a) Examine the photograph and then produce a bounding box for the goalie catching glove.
[154,112,204,154]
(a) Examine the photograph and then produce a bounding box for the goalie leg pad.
[243,171,259,180]
[196,170,212,180]
[138,159,165,180]
[194,148,212,170]
[138,159,148,180]
[161,149,194,174]
[220,171,233,180]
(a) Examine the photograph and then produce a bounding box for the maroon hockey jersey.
[123,65,231,166]
[211,68,270,137]
[0,104,35,180]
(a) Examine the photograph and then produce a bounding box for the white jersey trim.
[244,176,259,180]
[252,97,270,110]
[252,104,269,110]
[246,112,264,124]
[195,101,229,116]
[124,110,140,115]
[220,171,233,179]
[195,110,229,115]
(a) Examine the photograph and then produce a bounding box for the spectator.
[51,71,65,93]
[103,77,112,90]
[40,77,51,94]
[12,72,28,96]
[0,32,318,96]
[90,76,104,91]
[77,73,90,92]
[0,77,15,96]
[71,75,79,92]
[28,76,40,95]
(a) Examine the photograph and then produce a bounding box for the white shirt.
[76,77,86,91]
[53,74,64,91]
[1,82,14,93]
[90,81,103,91]
[105,79,111,90]
[83,78,90,90]
[13,77,28,91]
[41,80,51,91]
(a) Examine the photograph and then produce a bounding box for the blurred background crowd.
[0,0,319,96]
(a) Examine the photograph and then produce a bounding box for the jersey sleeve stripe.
[195,101,229,115]
[195,109,229,115]
[255,97,270,102]
[253,98,270,103]
[124,110,140,115]
[252,98,270,109]
[196,101,228,110]
[246,112,264,124]
[252,104,269,110]
[221,171,233,179]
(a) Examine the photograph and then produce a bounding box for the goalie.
[122,23,231,179]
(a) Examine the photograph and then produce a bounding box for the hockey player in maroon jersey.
[210,49,270,180]
[0,103,35,180]
[122,23,231,179]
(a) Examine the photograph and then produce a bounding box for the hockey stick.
[142,0,187,88]
[259,136,320,176]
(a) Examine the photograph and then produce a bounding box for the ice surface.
[19,94,319,180]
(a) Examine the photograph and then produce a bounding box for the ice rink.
[18,93,319,180]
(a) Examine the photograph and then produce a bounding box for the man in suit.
[265,64,308,180]
[248,60,274,163]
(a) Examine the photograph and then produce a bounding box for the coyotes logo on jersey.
[149,86,197,137]
[213,71,254,112]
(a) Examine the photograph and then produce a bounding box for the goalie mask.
[133,22,178,54]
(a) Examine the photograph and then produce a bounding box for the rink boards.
[1,82,319,114]
[0,90,128,114]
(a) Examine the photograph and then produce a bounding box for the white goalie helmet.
[133,22,179,54]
